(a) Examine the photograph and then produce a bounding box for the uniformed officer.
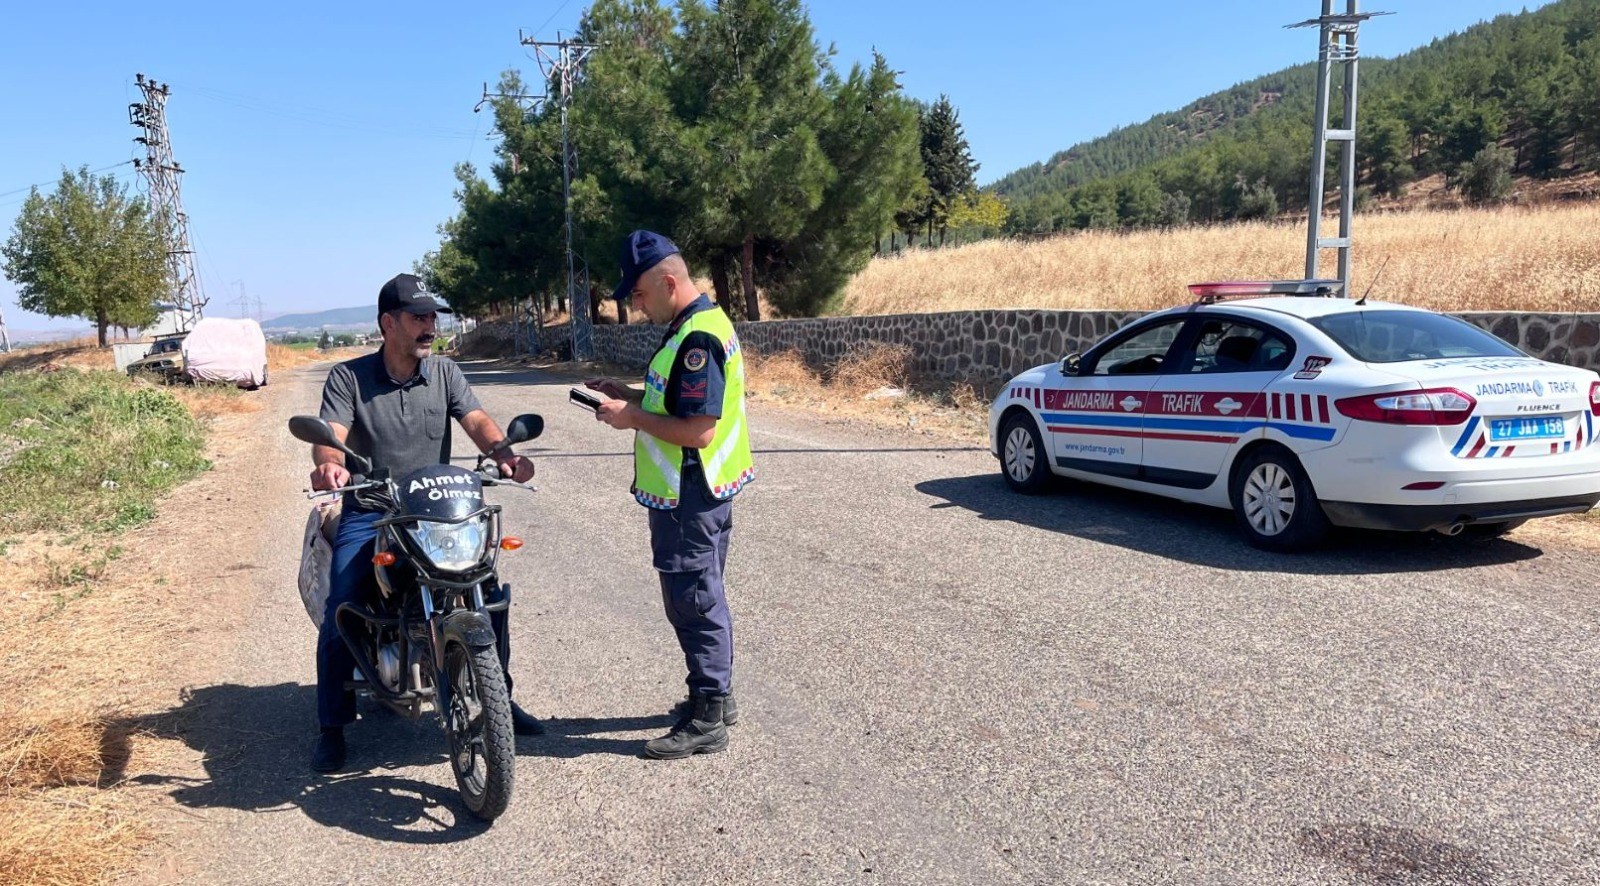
[307,273,545,773]
[586,230,754,760]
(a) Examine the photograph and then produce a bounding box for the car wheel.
[1000,412,1051,494]
[1460,519,1526,539]
[1230,447,1330,552]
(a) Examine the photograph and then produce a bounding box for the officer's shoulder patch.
[683,347,709,372]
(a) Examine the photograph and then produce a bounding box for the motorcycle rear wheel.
[442,640,515,821]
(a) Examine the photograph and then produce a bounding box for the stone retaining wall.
[462,309,1600,384]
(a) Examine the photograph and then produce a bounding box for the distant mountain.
[8,327,93,346]
[261,306,377,332]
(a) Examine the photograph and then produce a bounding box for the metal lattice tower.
[130,73,207,330]
[521,32,599,360]
[1290,2,1390,295]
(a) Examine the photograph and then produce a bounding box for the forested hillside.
[990,0,1600,233]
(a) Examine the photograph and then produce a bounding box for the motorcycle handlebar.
[305,478,379,500]
[476,463,537,492]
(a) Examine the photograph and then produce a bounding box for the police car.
[988,280,1600,551]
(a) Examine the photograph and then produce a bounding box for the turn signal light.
[372,551,396,567]
[500,537,524,551]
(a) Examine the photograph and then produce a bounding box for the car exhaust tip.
[1436,522,1466,537]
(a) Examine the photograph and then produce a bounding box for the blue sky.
[0,0,1554,334]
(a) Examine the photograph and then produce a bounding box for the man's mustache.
[416,334,435,344]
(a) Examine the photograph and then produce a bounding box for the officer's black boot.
[311,726,346,773]
[645,693,728,760]
[510,702,546,736]
[669,690,739,727]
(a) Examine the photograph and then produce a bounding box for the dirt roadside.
[0,362,317,884]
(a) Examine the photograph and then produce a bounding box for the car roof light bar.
[1188,279,1344,304]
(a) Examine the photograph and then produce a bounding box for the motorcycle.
[288,413,541,821]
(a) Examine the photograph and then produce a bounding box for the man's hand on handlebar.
[496,454,535,484]
[310,462,351,492]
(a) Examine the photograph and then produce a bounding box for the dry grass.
[745,344,987,443]
[0,338,115,373]
[1,715,106,791]
[840,203,1600,316]
[0,342,259,885]
[0,791,147,886]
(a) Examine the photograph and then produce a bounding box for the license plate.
[1489,417,1565,441]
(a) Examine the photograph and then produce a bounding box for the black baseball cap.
[378,274,453,315]
[613,230,680,301]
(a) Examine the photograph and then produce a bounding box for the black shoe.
[670,691,739,727]
[511,702,546,736]
[645,693,729,760]
[311,727,346,773]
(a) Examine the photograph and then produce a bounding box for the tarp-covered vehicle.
[182,317,268,389]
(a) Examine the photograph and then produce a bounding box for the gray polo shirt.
[318,350,483,480]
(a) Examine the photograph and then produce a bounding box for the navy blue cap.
[613,230,680,301]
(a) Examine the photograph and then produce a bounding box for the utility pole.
[521,31,599,361]
[0,304,11,353]
[130,73,207,329]
[1289,2,1390,295]
[473,82,546,355]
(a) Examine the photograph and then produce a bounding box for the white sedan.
[988,281,1600,551]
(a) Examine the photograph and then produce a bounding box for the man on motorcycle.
[306,273,541,773]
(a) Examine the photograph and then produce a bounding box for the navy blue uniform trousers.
[647,463,734,697]
[317,508,515,728]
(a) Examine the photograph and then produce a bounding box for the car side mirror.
[1059,353,1083,376]
[504,413,544,445]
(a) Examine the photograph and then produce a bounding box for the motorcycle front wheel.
[442,640,515,821]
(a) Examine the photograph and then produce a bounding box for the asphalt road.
[142,359,1600,885]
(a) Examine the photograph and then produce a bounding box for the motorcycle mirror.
[504,414,544,445]
[287,415,373,474]
[288,415,340,448]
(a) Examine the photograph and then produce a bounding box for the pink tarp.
[183,317,267,386]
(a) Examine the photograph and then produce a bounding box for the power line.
[0,160,136,199]
[187,86,481,140]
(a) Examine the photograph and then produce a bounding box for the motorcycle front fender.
[439,609,497,649]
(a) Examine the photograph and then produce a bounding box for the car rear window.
[1308,310,1523,363]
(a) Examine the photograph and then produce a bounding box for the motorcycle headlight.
[406,517,489,572]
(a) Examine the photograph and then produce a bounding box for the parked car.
[988,280,1600,551]
[125,333,189,382]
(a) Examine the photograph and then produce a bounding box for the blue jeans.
[647,465,735,697]
[316,508,516,727]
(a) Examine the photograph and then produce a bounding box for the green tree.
[1458,145,1516,205]
[316,329,332,350]
[918,95,978,245]
[675,0,833,321]
[761,52,922,315]
[1,167,168,347]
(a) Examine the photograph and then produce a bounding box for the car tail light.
[1591,381,1600,416]
[1335,388,1477,426]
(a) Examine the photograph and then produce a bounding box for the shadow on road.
[124,682,489,843]
[120,682,676,842]
[915,473,1544,576]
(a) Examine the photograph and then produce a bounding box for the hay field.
[839,204,1600,316]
